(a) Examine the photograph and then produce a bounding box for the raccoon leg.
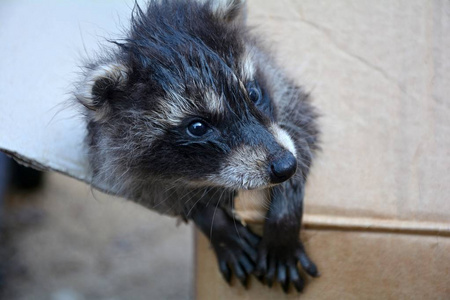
[255,181,319,293]
[190,201,260,287]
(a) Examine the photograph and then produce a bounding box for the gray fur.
[74,0,318,216]
[75,0,320,291]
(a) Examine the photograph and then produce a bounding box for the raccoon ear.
[76,63,128,113]
[208,0,246,22]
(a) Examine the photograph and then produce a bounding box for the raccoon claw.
[255,274,265,283]
[231,257,249,287]
[216,249,255,288]
[219,261,232,283]
[239,254,255,275]
[298,251,319,277]
[277,264,288,292]
[289,264,305,292]
[254,240,317,293]
[206,213,261,287]
[265,257,276,287]
[218,258,248,287]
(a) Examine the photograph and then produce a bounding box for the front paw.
[254,239,319,293]
[210,220,261,287]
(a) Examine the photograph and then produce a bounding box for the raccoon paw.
[254,240,319,293]
[210,218,260,287]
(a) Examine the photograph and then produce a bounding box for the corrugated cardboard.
[196,231,450,299]
[0,0,449,299]
[196,0,450,298]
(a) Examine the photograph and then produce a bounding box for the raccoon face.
[76,0,298,190]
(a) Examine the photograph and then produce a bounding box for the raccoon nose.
[269,151,297,184]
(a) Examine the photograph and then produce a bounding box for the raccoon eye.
[247,83,261,103]
[187,121,208,137]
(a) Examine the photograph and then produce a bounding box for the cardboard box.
[1,0,449,298]
[196,0,450,298]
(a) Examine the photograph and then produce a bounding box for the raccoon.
[75,0,319,293]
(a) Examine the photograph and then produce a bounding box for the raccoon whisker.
[89,183,102,203]
[161,186,197,216]
[160,178,185,194]
[280,126,318,153]
[278,122,311,137]
[231,193,243,241]
[261,197,271,211]
[209,188,227,241]
[112,167,132,189]
[152,178,186,209]
[297,157,312,171]
[150,180,182,208]
[185,187,211,218]
[204,187,221,209]
[247,190,270,220]
[157,182,183,205]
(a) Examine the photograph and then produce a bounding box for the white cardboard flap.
[0,1,136,189]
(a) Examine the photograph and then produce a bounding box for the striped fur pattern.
[75,0,319,216]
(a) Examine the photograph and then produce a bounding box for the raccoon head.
[76,0,298,191]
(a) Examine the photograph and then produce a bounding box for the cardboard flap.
[0,1,134,189]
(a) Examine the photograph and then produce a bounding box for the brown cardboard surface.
[197,0,450,298]
[196,230,450,299]
[245,0,450,223]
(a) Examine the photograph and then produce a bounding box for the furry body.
[76,0,319,292]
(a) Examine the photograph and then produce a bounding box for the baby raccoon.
[75,0,319,293]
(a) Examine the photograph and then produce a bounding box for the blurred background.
[0,1,194,298]
[0,154,194,300]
